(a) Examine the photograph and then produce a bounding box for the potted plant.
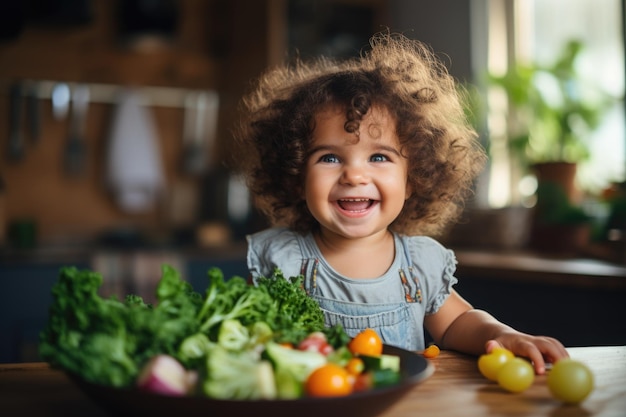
[485,40,614,252]
[530,182,592,254]
[487,39,613,203]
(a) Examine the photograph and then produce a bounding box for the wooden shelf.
[454,249,626,290]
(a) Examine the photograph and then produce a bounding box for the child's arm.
[424,291,569,374]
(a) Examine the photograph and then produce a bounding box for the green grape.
[547,359,594,404]
[478,347,514,381]
[497,357,534,393]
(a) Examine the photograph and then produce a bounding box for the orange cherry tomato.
[348,328,383,357]
[423,344,440,358]
[345,357,365,375]
[305,363,353,397]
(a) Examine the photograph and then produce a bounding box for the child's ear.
[405,182,412,200]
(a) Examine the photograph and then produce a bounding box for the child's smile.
[335,198,376,213]
[304,105,411,242]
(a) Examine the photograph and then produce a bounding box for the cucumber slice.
[359,354,400,372]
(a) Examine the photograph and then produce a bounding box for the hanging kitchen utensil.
[51,83,70,121]
[63,84,89,176]
[7,81,25,162]
[181,92,199,174]
[26,81,41,143]
[202,90,219,171]
[181,90,219,175]
[106,89,165,213]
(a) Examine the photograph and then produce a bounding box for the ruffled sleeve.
[403,235,458,315]
[246,227,306,284]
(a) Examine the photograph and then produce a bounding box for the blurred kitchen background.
[1,0,626,363]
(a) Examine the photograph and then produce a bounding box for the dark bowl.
[68,345,434,417]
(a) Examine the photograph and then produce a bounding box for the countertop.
[454,249,626,290]
[1,346,624,417]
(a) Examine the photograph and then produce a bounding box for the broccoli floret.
[197,268,275,333]
[217,319,250,351]
[177,333,214,368]
[202,345,276,400]
[263,341,327,395]
[217,319,276,354]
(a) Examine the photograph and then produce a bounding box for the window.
[474,0,625,207]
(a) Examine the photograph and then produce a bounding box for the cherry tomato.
[348,328,383,357]
[305,363,353,397]
[547,359,594,404]
[345,357,365,375]
[497,357,534,393]
[423,344,440,358]
[478,347,514,381]
[299,332,333,355]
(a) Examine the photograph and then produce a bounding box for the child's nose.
[340,164,370,185]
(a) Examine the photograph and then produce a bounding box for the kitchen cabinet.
[453,250,626,347]
[0,261,90,364]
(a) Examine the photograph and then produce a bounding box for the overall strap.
[300,257,320,295]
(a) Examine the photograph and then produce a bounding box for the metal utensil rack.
[15,79,206,108]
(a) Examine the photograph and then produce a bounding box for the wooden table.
[1,346,624,417]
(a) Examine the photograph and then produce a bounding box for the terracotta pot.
[529,223,591,255]
[442,206,532,249]
[532,162,579,203]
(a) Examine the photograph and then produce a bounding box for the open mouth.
[336,198,375,212]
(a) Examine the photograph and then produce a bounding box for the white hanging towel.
[106,89,165,212]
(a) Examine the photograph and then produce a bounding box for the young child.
[233,32,568,374]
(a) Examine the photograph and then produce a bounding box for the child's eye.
[370,154,389,162]
[319,154,340,163]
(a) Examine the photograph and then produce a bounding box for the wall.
[0,0,275,246]
[389,0,473,82]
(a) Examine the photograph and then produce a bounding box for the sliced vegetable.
[359,353,400,372]
[370,368,401,387]
[351,368,400,392]
[136,355,194,396]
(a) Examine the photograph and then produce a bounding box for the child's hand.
[485,335,569,375]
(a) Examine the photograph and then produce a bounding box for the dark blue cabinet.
[0,262,90,363]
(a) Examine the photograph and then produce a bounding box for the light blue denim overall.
[247,227,458,351]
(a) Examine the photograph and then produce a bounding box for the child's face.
[304,106,411,240]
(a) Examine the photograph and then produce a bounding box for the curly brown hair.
[233,32,486,237]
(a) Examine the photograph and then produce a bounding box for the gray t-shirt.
[246,227,458,350]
